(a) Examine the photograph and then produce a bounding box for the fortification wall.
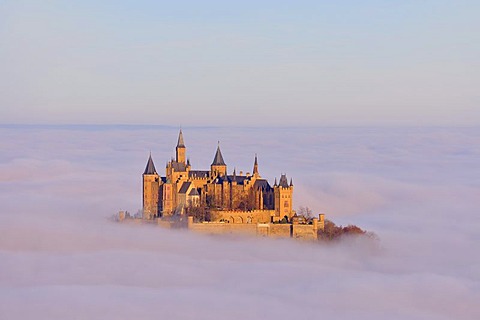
[118,213,321,240]
[189,222,257,236]
[186,216,317,240]
[269,224,292,238]
[156,218,188,229]
[292,224,317,240]
[212,210,274,224]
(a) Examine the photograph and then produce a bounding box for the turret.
[211,142,227,177]
[176,129,186,164]
[253,154,259,177]
[144,153,157,175]
[273,173,294,221]
[143,153,160,219]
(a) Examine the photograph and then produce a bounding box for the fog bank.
[0,125,479,319]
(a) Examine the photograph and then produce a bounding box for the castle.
[143,130,295,224]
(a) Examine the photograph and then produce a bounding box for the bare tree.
[186,204,215,223]
[297,206,313,219]
[318,219,377,241]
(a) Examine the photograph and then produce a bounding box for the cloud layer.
[0,125,479,319]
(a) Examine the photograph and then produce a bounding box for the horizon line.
[1,123,479,130]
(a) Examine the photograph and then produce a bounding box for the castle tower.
[143,153,160,219]
[222,174,230,209]
[211,142,227,177]
[274,174,294,221]
[176,129,186,164]
[161,178,174,216]
[253,154,259,177]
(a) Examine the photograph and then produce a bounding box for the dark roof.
[230,175,247,185]
[188,188,199,196]
[211,145,226,166]
[254,179,271,191]
[178,182,192,194]
[211,175,273,188]
[144,154,157,174]
[278,174,289,188]
[213,176,228,184]
[177,129,185,148]
[171,161,187,172]
[189,170,209,178]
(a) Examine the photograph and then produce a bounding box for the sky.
[1,0,479,126]
[1,125,479,319]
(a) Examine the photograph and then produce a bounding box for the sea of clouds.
[0,125,479,319]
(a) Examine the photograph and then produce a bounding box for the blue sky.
[1,0,479,126]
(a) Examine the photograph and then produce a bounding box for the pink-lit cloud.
[0,125,479,319]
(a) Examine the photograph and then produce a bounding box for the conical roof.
[177,129,185,148]
[144,154,157,174]
[279,174,289,188]
[211,144,226,166]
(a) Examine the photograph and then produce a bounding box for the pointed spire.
[211,142,226,166]
[290,178,293,186]
[144,154,157,174]
[279,174,289,188]
[253,153,259,175]
[177,129,185,148]
[232,167,237,182]
[274,177,278,187]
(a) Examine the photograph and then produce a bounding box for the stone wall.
[211,210,274,224]
[186,216,318,240]
[157,217,188,229]
[292,224,317,240]
[120,214,323,241]
[189,222,257,236]
[269,224,292,238]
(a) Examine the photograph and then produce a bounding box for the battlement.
[185,215,322,240]
[210,209,274,224]
[116,209,325,241]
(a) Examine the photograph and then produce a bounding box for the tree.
[297,206,313,219]
[318,219,376,241]
[186,205,208,222]
[319,219,343,240]
[235,193,255,211]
